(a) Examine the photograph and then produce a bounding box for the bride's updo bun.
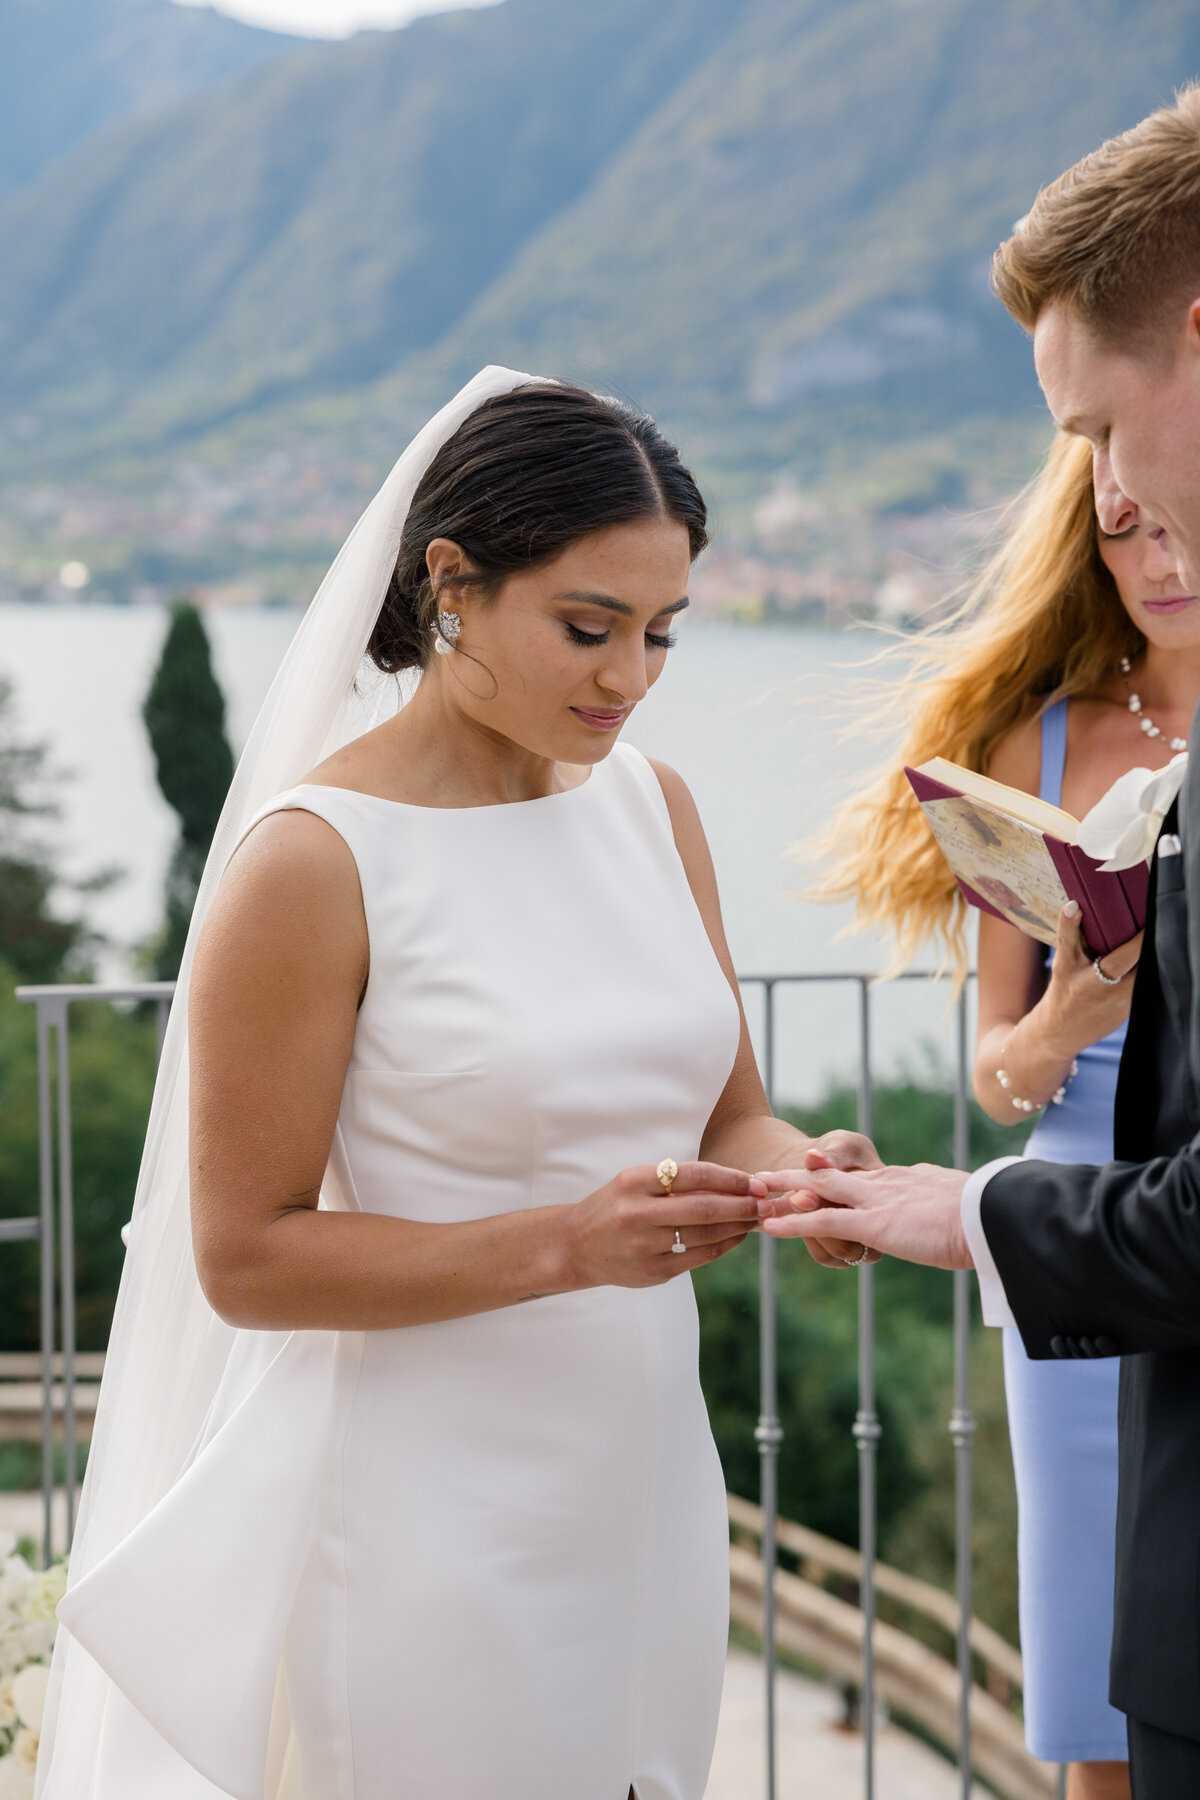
[368,382,709,674]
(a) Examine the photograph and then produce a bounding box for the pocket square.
[1158,834,1183,858]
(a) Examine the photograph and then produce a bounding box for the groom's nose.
[1093,452,1137,536]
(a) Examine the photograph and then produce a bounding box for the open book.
[905,757,1151,955]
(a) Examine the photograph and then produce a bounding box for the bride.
[37,369,873,1800]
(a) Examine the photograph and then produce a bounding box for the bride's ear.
[426,537,477,598]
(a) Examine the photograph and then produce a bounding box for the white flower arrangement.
[0,1533,67,1798]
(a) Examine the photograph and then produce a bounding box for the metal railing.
[738,970,979,1800]
[11,981,174,1565]
[7,971,1046,1797]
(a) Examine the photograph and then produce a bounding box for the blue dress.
[1001,697,1128,1764]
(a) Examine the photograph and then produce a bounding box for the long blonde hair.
[814,432,1144,979]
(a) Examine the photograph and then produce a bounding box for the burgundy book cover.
[906,768,960,807]
[904,764,1150,957]
[1043,839,1136,957]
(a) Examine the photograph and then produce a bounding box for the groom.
[767,85,1200,1794]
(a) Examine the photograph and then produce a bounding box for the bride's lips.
[571,705,628,731]
[1144,596,1197,614]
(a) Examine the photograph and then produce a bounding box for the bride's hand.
[563,1162,769,1290]
[755,1132,884,1269]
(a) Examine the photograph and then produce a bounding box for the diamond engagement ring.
[656,1159,678,1193]
[671,1231,687,1255]
[1092,955,1123,988]
[842,1244,871,1267]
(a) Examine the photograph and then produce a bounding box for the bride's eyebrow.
[554,590,690,616]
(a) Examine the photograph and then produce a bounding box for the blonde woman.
[818,432,1200,1800]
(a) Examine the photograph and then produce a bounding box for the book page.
[918,793,1068,945]
[918,755,1079,841]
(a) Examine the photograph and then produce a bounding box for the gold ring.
[656,1158,678,1194]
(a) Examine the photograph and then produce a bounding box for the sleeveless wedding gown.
[60,742,741,1800]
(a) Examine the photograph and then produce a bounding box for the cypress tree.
[142,601,234,979]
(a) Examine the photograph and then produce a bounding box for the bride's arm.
[189,809,765,1331]
[646,759,878,1187]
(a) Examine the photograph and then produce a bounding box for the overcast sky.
[174,0,502,38]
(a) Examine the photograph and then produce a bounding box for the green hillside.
[0,0,744,459]
[4,0,1200,592]
[0,0,295,199]
[425,0,1200,477]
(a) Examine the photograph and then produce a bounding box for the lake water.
[0,604,969,1101]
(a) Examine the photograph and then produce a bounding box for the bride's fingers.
[647,1162,767,1196]
[667,1219,762,1248]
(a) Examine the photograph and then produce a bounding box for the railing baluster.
[53,1000,77,1549]
[16,980,176,1567]
[755,980,782,1800]
[34,1003,56,1570]
[951,987,977,1796]
[854,978,880,1800]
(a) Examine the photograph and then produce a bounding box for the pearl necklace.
[1119,655,1188,752]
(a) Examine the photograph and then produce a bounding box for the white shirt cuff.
[961,1156,1021,1328]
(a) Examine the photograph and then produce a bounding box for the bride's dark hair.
[369,383,709,673]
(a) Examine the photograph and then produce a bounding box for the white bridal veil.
[36,366,536,1800]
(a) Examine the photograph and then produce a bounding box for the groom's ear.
[1184,298,1200,363]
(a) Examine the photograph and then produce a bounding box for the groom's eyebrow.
[556,590,690,615]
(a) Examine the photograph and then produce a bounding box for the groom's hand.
[760,1163,973,1271]
[756,1131,884,1268]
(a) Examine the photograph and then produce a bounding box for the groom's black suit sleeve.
[979,706,1200,1359]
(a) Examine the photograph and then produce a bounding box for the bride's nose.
[596,641,650,704]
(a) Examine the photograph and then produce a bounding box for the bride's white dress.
[62,742,740,1800]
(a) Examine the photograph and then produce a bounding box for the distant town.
[0,455,1009,629]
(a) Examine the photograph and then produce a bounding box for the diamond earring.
[432,611,461,655]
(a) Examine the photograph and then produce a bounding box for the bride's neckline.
[291,762,599,817]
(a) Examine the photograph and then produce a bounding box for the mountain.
[3,0,1200,566]
[0,0,296,200]
[0,0,745,456]
[425,0,1200,475]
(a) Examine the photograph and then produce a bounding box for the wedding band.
[671,1231,687,1255]
[656,1159,678,1194]
[842,1244,871,1267]
[1092,955,1123,988]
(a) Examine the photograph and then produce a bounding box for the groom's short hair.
[993,83,1200,351]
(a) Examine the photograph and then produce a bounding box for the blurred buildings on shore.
[0,460,1007,628]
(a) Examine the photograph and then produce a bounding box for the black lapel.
[1184,702,1200,1082]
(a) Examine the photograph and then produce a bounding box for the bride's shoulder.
[637,753,696,819]
[214,801,362,931]
[633,753,712,866]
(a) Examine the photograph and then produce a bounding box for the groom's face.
[1035,297,1200,592]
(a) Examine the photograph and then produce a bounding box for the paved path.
[708,1647,988,1799]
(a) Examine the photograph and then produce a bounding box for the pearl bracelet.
[996,1036,1079,1114]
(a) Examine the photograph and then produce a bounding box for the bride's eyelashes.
[563,621,607,645]
[562,621,678,650]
